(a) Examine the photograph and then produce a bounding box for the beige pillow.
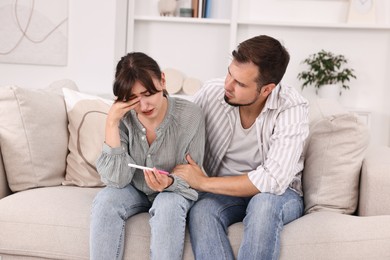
[0,80,78,192]
[303,99,370,214]
[62,88,112,187]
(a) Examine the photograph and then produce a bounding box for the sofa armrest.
[358,145,390,216]
[0,146,12,199]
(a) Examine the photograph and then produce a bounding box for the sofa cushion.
[0,80,78,192]
[62,89,112,187]
[0,146,11,199]
[280,212,390,259]
[0,186,99,259]
[303,98,370,214]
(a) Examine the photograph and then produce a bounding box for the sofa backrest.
[0,146,11,199]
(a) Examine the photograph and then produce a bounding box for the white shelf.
[134,16,390,30]
[237,19,390,30]
[134,16,230,25]
[127,0,390,83]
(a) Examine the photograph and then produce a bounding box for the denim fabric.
[90,185,193,260]
[149,192,194,260]
[188,189,303,260]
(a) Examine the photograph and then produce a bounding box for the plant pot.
[317,84,341,99]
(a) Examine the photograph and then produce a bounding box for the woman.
[90,52,205,260]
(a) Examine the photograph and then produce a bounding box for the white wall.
[235,0,390,147]
[0,0,122,95]
[0,0,389,147]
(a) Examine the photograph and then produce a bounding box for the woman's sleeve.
[96,121,137,188]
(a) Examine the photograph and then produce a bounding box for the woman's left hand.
[144,168,173,192]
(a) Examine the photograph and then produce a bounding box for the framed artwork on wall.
[0,0,68,66]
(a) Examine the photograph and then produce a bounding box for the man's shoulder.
[199,78,225,96]
[278,83,308,108]
[192,78,225,107]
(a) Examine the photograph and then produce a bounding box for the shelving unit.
[124,0,390,147]
[127,0,390,82]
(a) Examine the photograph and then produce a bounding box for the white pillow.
[0,80,78,192]
[62,88,113,187]
[303,98,370,214]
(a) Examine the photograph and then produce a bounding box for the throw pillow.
[0,79,78,192]
[62,88,113,187]
[303,109,369,214]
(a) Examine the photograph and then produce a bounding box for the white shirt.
[194,78,309,195]
[219,108,261,177]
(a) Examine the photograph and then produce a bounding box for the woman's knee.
[92,185,148,219]
[91,188,122,217]
[150,192,192,218]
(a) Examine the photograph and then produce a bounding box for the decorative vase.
[317,84,341,100]
[158,0,177,16]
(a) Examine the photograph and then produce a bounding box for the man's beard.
[224,93,260,107]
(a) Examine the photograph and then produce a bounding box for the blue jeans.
[188,188,303,260]
[90,185,194,260]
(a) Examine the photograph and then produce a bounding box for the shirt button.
[147,154,151,158]
[142,128,146,132]
[141,136,146,140]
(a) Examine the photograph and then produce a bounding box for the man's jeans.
[90,185,193,260]
[188,188,303,260]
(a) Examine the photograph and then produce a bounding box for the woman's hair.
[232,35,290,88]
[113,52,167,101]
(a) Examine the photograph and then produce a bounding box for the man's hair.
[113,52,167,102]
[232,35,290,88]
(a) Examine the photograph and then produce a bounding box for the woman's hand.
[105,97,140,148]
[144,168,173,192]
[107,97,141,127]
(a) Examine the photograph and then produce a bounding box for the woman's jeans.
[188,188,303,260]
[90,184,193,260]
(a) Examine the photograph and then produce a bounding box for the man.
[173,35,309,260]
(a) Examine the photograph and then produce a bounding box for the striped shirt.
[96,96,205,201]
[194,78,309,195]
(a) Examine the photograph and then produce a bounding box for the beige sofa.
[0,80,389,260]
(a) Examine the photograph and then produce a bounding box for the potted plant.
[297,49,356,98]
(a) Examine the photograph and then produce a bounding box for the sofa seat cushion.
[280,212,390,259]
[0,186,100,259]
[1,187,389,260]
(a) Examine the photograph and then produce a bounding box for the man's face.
[224,60,263,107]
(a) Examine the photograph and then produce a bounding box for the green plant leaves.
[297,49,356,91]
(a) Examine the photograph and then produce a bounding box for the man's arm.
[173,155,260,197]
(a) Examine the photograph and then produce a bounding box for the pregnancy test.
[127,163,169,175]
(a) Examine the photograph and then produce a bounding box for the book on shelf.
[192,0,199,18]
[191,0,231,19]
[190,0,206,18]
[204,0,212,18]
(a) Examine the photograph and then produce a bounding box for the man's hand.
[144,168,173,192]
[173,154,208,191]
[175,155,260,197]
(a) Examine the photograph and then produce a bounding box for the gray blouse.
[96,96,205,201]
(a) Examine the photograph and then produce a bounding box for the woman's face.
[130,76,166,122]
